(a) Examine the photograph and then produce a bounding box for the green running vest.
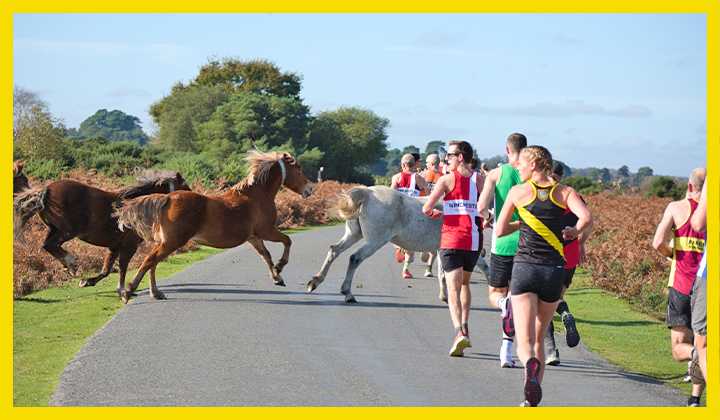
[491,164,521,256]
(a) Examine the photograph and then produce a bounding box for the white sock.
[497,296,506,310]
[501,338,513,356]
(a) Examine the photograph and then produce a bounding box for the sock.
[403,261,411,271]
[557,300,569,315]
[545,321,556,350]
[461,323,469,336]
[497,296,506,310]
[501,337,513,356]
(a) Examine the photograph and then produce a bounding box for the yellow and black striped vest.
[515,180,567,266]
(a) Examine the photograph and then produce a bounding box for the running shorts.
[510,262,564,303]
[666,287,692,329]
[563,266,576,289]
[691,276,707,335]
[489,253,515,288]
[439,249,481,273]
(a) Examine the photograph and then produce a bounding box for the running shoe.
[687,396,701,407]
[501,297,515,337]
[683,358,692,382]
[524,357,542,407]
[402,269,413,279]
[561,311,580,347]
[449,334,470,357]
[546,348,560,366]
[424,268,433,277]
[421,252,430,262]
[689,350,705,384]
[396,247,405,263]
[500,352,515,368]
[519,401,531,407]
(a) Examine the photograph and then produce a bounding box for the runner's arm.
[651,204,675,258]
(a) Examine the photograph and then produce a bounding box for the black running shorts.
[563,266,576,289]
[666,287,692,329]
[439,249,481,273]
[489,253,515,288]
[510,262,564,303]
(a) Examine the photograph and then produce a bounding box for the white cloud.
[449,100,651,118]
[106,87,151,98]
[14,38,195,65]
[411,30,468,49]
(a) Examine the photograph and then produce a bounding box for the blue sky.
[13,13,708,177]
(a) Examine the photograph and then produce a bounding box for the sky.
[13,13,708,177]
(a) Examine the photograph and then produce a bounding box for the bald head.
[401,154,415,166]
[689,167,707,192]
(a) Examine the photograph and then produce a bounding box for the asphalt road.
[51,224,684,407]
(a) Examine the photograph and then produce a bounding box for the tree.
[554,160,572,177]
[483,154,508,169]
[196,93,312,158]
[154,86,229,152]
[307,106,390,183]
[67,109,150,145]
[149,56,302,123]
[617,165,630,178]
[563,174,594,192]
[589,167,611,183]
[15,105,67,160]
[646,176,682,199]
[14,85,48,142]
[637,166,654,178]
[423,140,446,157]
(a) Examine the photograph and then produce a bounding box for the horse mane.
[13,160,25,177]
[232,149,295,190]
[117,169,180,199]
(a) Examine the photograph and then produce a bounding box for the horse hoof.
[345,296,357,303]
[151,292,166,300]
[307,281,316,293]
[121,292,131,304]
[78,279,88,287]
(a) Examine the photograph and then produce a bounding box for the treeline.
[13,56,391,187]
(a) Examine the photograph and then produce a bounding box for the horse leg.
[78,248,118,287]
[121,243,173,304]
[340,240,385,303]
[476,250,490,281]
[247,238,286,286]
[42,225,80,277]
[114,244,138,296]
[438,255,448,303]
[308,220,363,293]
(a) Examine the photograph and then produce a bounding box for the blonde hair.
[520,145,553,176]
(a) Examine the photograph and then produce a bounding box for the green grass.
[558,268,704,404]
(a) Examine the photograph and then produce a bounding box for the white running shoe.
[449,335,470,357]
[500,352,515,368]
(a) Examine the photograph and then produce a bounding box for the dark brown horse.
[13,160,30,194]
[114,150,312,303]
[13,170,190,294]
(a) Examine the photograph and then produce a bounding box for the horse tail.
[336,186,369,220]
[13,186,48,245]
[114,194,169,243]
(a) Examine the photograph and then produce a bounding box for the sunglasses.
[446,152,460,158]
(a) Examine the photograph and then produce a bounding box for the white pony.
[308,185,489,303]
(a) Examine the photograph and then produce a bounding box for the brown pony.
[13,160,30,194]
[13,170,190,294]
[114,150,312,304]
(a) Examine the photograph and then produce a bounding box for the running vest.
[560,195,586,269]
[396,171,420,197]
[668,198,706,295]
[514,181,566,266]
[441,171,482,251]
[424,169,442,191]
[491,164,521,256]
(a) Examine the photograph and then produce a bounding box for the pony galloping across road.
[307,185,490,303]
[114,150,313,304]
[13,170,190,294]
[13,160,30,195]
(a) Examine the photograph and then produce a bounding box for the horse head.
[279,152,313,198]
[13,160,30,194]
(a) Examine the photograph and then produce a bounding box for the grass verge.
[557,268,705,405]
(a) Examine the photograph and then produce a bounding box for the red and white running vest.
[441,171,482,251]
[397,172,420,197]
[668,198,706,295]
